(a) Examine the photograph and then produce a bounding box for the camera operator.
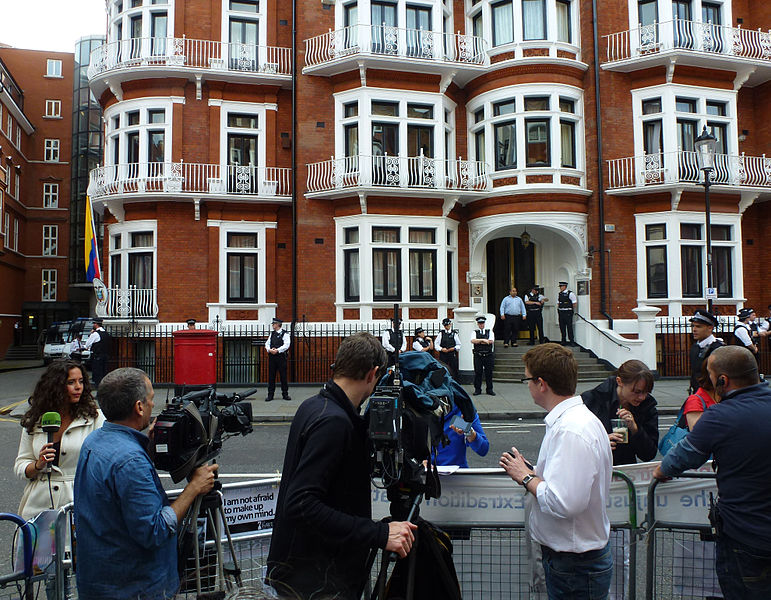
[654,346,771,599]
[73,368,218,600]
[266,332,416,599]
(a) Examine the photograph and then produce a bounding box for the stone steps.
[487,342,615,382]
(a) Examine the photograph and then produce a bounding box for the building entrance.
[486,237,535,338]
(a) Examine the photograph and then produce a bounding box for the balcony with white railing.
[88,162,292,203]
[303,25,487,81]
[306,154,490,199]
[88,37,292,96]
[607,150,771,192]
[96,286,158,320]
[603,19,771,84]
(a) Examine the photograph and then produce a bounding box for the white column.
[453,307,479,383]
[632,304,661,372]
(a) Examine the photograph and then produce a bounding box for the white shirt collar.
[698,334,716,349]
[543,395,583,427]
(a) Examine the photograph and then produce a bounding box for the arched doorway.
[486,236,536,338]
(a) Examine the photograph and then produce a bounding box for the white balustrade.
[88,163,291,199]
[603,19,771,64]
[607,151,771,189]
[96,287,159,319]
[306,154,490,193]
[304,25,487,68]
[88,37,291,79]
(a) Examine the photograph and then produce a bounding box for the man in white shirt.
[500,343,613,599]
[265,317,291,401]
[470,315,495,397]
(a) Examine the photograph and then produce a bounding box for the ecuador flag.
[84,196,101,282]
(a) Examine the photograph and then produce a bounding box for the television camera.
[153,386,255,483]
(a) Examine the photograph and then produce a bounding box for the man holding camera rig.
[654,346,771,599]
[266,332,417,599]
[73,368,218,600]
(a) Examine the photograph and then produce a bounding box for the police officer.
[85,318,112,386]
[524,285,547,345]
[186,318,196,330]
[412,327,434,353]
[471,315,495,396]
[265,317,291,401]
[689,309,724,394]
[381,318,406,367]
[557,281,578,346]
[435,318,461,378]
[733,308,759,365]
[499,288,526,347]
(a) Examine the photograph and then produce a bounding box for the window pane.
[148,109,165,123]
[344,124,359,157]
[711,225,731,241]
[560,120,575,168]
[642,98,662,114]
[129,253,153,288]
[227,233,258,248]
[474,108,484,123]
[491,1,514,46]
[522,0,545,40]
[131,232,153,247]
[344,102,358,118]
[646,246,667,297]
[526,119,550,166]
[409,249,435,299]
[681,246,703,297]
[345,249,360,300]
[230,0,259,12]
[408,228,435,244]
[373,248,400,299]
[372,226,400,243]
[372,101,398,116]
[407,104,433,119]
[127,111,140,125]
[680,224,701,240]
[344,227,359,244]
[475,130,486,163]
[706,101,726,116]
[559,98,575,113]
[525,97,549,111]
[494,121,516,170]
[643,120,663,154]
[675,98,697,113]
[493,100,516,116]
[645,224,666,240]
[148,131,165,162]
[556,0,571,42]
[714,247,732,297]
[228,113,259,128]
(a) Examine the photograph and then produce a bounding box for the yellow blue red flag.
[84,196,101,282]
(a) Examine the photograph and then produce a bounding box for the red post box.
[172,329,217,386]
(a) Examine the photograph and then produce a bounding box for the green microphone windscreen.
[41,411,62,431]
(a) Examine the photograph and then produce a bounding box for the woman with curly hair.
[14,359,105,520]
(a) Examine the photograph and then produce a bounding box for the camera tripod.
[179,479,243,599]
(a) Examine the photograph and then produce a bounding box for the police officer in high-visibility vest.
[381,318,406,367]
[265,317,291,401]
[471,315,495,396]
[557,281,578,346]
[435,318,461,378]
[525,285,547,345]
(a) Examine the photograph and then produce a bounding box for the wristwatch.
[521,473,536,488]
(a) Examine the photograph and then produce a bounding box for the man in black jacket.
[266,332,416,599]
[689,309,724,394]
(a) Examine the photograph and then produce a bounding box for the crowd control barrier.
[23,464,723,599]
[0,512,37,599]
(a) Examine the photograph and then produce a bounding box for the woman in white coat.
[14,359,104,520]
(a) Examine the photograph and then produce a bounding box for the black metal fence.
[655,317,770,377]
[107,322,443,385]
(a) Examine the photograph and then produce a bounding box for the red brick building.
[84,0,771,359]
[0,47,74,352]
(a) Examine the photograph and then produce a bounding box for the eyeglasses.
[520,376,540,384]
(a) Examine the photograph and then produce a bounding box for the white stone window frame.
[104,97,174,168]
[15,124,20,147]
[216,101,271,171]
[627,0,731,33]
[107,220,158,290]
[335,214,459,320]
[3,212,8,248]
[12,217,18,251]
[635,210,742,315]
[334,88,457,160]
[45,100,62,118]
[14,171,20,199]
[109,0,175,44]
[44,139,60,163]
[45,59,63,78]
[221,0,267,66]
[42,269,57,301]
[467,82,584,180]
[43,183,59,208]
[42,225,58,256]
[466,0,580,57]
[632,84,736,158]
[211,221,272,307]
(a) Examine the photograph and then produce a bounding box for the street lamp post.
[695,126,717,313]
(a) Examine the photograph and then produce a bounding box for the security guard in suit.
[435,318,461,378]
[557,282,578,346]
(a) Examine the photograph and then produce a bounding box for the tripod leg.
[189,496,204,596]
[404,530,420,600]
[205,506,225,591]
[217,503,243,588]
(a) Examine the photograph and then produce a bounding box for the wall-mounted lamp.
[520,230,531,248]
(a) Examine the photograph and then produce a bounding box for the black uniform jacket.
[266,380,388,599]
[581,376,659,465]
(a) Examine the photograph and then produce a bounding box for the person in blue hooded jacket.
[435,404,489,468]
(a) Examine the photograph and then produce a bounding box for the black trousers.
[437,350,459,378]
[527,311,545,342]
[558,310,575,343]
[268,353,289,398]
[503,315,523,345]
[473,352,494,393]
[91,356,108,387]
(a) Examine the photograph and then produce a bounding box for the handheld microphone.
[41,411,61,473]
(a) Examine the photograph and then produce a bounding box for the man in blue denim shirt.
[654,346,771,600]
[74,368,218,600]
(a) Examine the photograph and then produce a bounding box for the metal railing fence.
[656,316,770,377]
[107,321,443,385]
